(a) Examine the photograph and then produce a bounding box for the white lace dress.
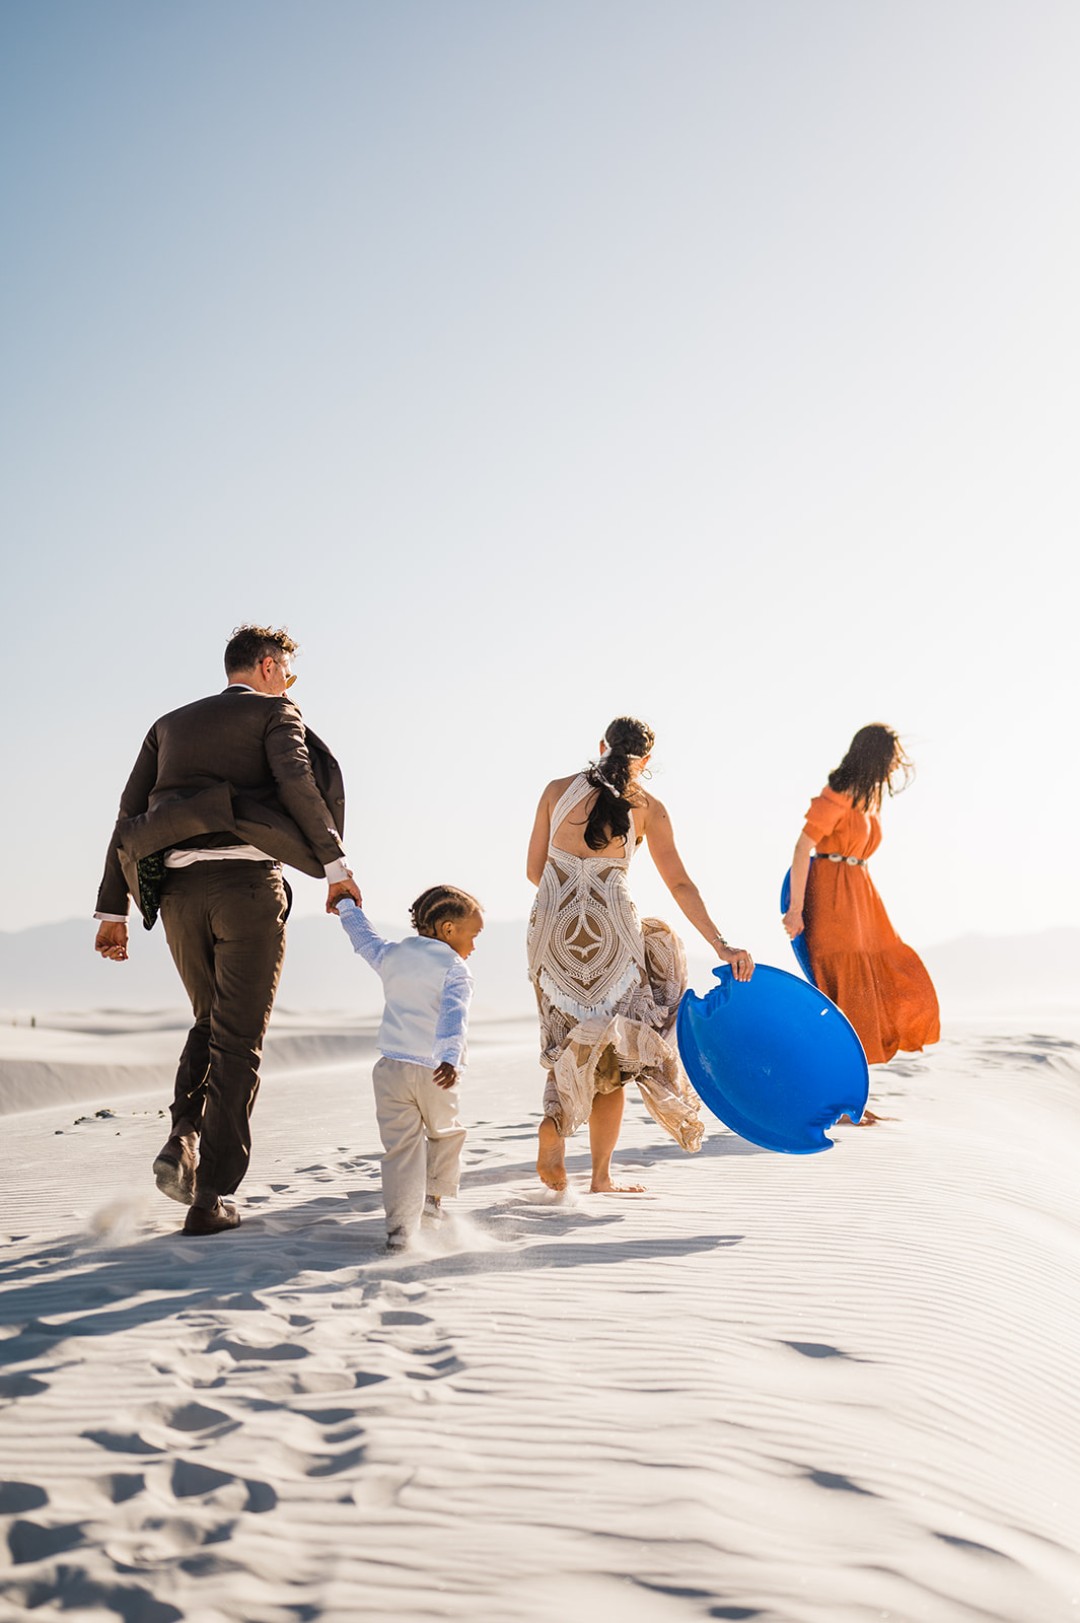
[526,774,703,1151]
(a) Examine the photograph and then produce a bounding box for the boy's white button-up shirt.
[336,900,472,1067]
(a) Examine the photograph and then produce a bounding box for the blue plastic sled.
[780,867,817,985]
[677,964,869,1153]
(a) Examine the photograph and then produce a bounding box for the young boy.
[335,885,483,1250]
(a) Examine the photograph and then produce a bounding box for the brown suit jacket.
[96,687,348,926]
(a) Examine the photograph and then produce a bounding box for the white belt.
[816,853,867,866]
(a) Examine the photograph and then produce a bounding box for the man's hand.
[432,1063,458,1090]
[326,876,362,914]
[94,921,129,962]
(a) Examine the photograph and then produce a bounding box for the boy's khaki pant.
[372,1056,466,1240]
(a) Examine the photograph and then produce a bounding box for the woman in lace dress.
[526,716,754,1193]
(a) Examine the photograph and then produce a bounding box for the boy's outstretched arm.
[334,898,390,971]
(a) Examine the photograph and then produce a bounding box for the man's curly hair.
[223,624,298,676]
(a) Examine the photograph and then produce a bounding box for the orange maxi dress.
[802,786,940,1065]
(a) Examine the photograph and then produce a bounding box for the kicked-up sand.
[1,1011,1079,1621]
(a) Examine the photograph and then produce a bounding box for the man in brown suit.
[93,625,361,1236]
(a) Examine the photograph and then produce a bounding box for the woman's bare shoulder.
[636,787,669,818]
[544,772,581,800]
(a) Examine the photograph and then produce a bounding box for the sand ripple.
[2,1027,1079,1619]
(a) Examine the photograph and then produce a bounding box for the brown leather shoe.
[182,1200,240,1237]
[153,1127,198,1206]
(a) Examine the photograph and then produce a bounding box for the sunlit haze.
[2,1,1075,958]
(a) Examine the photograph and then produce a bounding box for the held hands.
[432,1062,458,1090]
[326,875,362,914]
[782,908,804,939]
[94,921,129,963]
[718,942,754,982]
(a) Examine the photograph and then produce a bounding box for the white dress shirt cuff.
[324,857,351,884]
[94,912,128,923]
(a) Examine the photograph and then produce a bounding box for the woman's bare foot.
[537,1117,567,1190]
[587,1085,640,1192]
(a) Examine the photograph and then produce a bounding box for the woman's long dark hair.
[828,724,912,812]
[582,717,655,851]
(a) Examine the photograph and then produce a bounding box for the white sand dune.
[2,1017,1080,1621]
[0,1013,386,1117]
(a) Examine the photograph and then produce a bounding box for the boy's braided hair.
[409,885,481,938]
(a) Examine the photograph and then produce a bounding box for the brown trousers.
[160,862,289,1199]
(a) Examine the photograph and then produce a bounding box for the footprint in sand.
[0,1481,48,1514]
[317,1418,365,1442]
[207,1334,309,1363]
[305,1444,367,1477]
[88,1473,145,1505]
[0,1373,50,1399]
[170,1458,277,1513]
[8,1571,182,1622]
[407,1350,465,1381]
[369,1298,466,1383]
[84,1428,164,1456]
[158,1400,235,1434]
[101,1506,247,1577]
[6,1518,86,1565]
[380,1280,427,1302]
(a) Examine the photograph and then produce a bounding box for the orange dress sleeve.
[802,791,845,846]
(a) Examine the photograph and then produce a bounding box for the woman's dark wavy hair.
[582,716,656,852]
[409,884,481,938]
[828,724,913,811]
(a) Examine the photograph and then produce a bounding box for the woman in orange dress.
[782,724,939,1085]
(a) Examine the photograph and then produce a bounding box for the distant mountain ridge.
[920,927,1080,1013]
[2,918,1079,1018]
[0,916,535,1020]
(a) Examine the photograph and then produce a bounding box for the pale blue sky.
[2,1,1076,960]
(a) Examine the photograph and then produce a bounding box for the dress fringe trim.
[535,959,642,1025]
[544,1008,703,1153]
